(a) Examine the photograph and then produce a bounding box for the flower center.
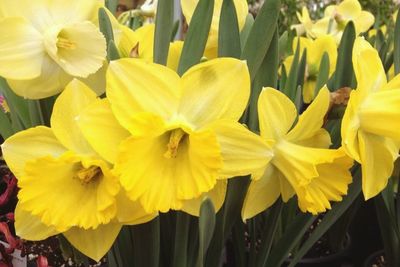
[57,37,76,50]
[75,165,102,184]
[164,129,187,159]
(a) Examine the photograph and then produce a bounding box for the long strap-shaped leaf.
[154,0,174,65]
[287,168,362,267]
[241,0,281,80]
[177,0,214,75]
[197,198,216,267]
[394,8,400,75]
[218,0,241,58]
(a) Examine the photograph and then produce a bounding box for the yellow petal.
[286,87,330,146]
[63,223,122,262]
[7,55,72,99]
[242,165,280,220]
[181,180,227,217]
[44,21,106,78]
[167,41,184,71]
[354,11,375,33]
[1,126,67,177]
[107,58,181,135]
[0,0,53,30]
[118,25,139,58]
[258,87,297,140]
[48,0,101,24]
[18,154,119,230]
[79,61,108,96]
[115,190,158,224]
[210,120,273,178]
[279,172,295,202]
[337,0,361,20]
[135,24,155,61]
[352,38,387,98]
[14,203,59,241]
[341,90,362,162]
[302,79,317,104]
[51,79,97,155]
[308,35,337,74]
[179,58,250,128]
[359,131,399,200]
[116,128,223,213]
[359,89,400,140]
[0,17,44,80]
[78,98,130,164]
[181,0,248,31]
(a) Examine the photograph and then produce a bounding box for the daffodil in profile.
[0,0,107,99]
[181,0,248,59]
[291,7,315,38]
[1,80,155,261]
[242,88,353,220]
[342,37,400,199]
[313,0,374,42]
[77,57,272,214]
[284,35,337,103]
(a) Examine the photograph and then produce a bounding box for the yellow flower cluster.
[0,0,399,262]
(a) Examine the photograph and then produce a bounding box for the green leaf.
[288,168,362,267]
[394,8,400,75]
[197,198,216,267]
[171,20,180,41]
[154,0,174,65]
[282,41,301,102]
[99,8,115,50]
[241,0,280,80]
[28,100,44,126]
[332,22,355,90]
[247,29,279,132]
[314,52,330,95]
[177,0,214,75]
[0,78,31,130]
[266,212,316,267]
[131,218,160,267]
[108,226,135,267]
[255,199,283,267]
[173,212,191,267]
[108,40,121,61]
[218,0,241,58]
[0,111,13,139]
[105,0,118,15]
[240,14,254,50]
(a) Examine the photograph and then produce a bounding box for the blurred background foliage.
[247,0,398,34]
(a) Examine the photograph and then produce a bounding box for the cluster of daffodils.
[0,0,399,262]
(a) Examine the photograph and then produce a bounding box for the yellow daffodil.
[291,7,316,38]
[313,0,374,42]
[181,0,248,59]
[283,35,337,103]
[242,88,353,220]
[116,23,183,70]
[77,57,273,214]
[342,38,400,199]
[1,79,155,260]
[0,0,107,99]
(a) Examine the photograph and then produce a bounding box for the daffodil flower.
[0,0,107,99]
[116,23,183,70]
[181,0,248,59]
[313,0,374,42]
[242,88,353,220]
[1,80,155,261]
[283,35,337,103]
[342,37,400,199]
[291,7,315,38]
[77,57,272,214]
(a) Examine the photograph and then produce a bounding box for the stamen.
[57,37,76,50]
[164,129,186,159]
[76,165,102,184]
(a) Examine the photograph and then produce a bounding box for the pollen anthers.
[164,128,187,159]
[57,37,77,50]
[75,165,102,184]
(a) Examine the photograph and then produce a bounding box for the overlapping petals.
[342,37,400,199]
